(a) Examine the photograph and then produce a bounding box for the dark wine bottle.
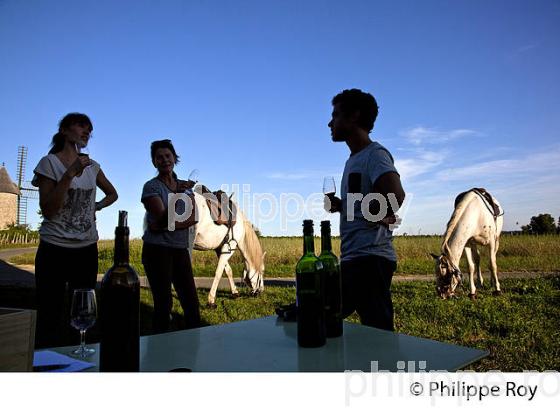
[99,211,140,372]
[296,220,326,347]
[319,220,343,337]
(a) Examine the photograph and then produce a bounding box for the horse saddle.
[455,188,502,219]
[195,185,237,227]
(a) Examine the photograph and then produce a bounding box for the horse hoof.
[492,290,502,296]
[251,291,260,298]
[231,293,240,299]
[468,293,477,300]
[207,302,217,309]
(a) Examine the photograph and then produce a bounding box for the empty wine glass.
[323,177,336,212]
[74,142,90,157]
[70,289,97,358]
[188,169,200,184]
[323,176,336,195]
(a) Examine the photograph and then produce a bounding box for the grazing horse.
[188,192,265,307]
[431,188,503,299]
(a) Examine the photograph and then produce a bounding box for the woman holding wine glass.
[141,139,201,333]
[32,113,118,348]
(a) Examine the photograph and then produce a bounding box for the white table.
[51,316,487,372]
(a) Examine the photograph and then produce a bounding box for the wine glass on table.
[323,176,336,212]
[70,289,97,358]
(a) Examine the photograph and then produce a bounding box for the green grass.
[170,275,560,371]
[391,276,560,371]
[1,276,557,371]
[8,235,560,277]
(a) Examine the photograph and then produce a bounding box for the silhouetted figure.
[141,139,200,333]
[325,89,405,331]
[32,113,118,347]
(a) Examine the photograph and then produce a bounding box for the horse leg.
[224,262,240,298]
[489,239,501,296]
[463,246,477,299]
[472,243,483,288]
[207,252,234,308]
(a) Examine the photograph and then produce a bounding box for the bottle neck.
[303,234,315,256]
[114,227,130,265]
[321,229,332,252]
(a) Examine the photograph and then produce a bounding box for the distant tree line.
[521,214,559,235]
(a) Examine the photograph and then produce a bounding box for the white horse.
[188,192,265,307]
[431,189,503,300]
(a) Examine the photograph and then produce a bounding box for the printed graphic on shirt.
[60,188,94,233]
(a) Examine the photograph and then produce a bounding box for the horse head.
[430,253,462,299]
[243,251,266,295]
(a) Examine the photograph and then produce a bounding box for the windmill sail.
[16,146,38,226]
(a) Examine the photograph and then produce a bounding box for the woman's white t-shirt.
[32,154,100,248]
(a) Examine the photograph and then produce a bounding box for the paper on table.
[33,350,95,372]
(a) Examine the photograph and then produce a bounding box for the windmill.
[16,146,39,226]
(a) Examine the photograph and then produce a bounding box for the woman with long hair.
[32,112,118,347]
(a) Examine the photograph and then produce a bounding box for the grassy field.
[191,276,560,371]
[2,276,557,371]
[8,234,560,277]
[5,235,558,371]
[0,242,38,250]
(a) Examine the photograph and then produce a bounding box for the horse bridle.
[242,264,263,293]
[438,255,463,292]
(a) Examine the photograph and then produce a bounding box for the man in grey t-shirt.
[326,89,405,331]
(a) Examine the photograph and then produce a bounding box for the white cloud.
[394,145,450,181]
[267,172,311,180]
[401,126,478,146]
[398,147,560,234]
[515,43,539,54]
[266,170,343,181]
[434,148,560,182]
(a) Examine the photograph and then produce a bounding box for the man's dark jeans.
[341,254,396,331]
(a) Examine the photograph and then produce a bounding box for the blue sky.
[1,0,559,238]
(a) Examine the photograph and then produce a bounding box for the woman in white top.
[32,113,118,348]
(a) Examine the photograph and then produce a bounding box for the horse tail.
[241,217,264,269]
[441,192,476,254]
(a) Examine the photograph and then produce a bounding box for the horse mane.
[441,192,476,255]
[241,218,264,269]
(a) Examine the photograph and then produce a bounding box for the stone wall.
[0,193,17,229]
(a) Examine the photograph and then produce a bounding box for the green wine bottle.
[319,220,343,337]
[99,211,140,371]
[296,220,326,347]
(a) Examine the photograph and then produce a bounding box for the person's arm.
[37,156,91,219]
[142,195,197,231]
[370,171,405,226]
[95,169,118,211]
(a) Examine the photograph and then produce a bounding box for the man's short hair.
[332,89,379,133]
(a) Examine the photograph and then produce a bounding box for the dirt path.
[0,247,37,260]
[1,246,557,288]
[1,260,556,290]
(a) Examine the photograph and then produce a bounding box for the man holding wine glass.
[325,89,405,331]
